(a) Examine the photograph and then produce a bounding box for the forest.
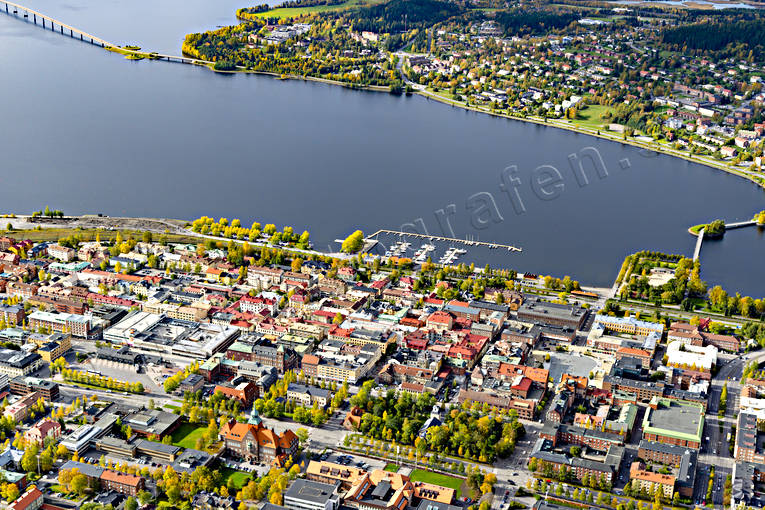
[493,8,579,36]
[350,382,524,462]
[661,18,765,59]
[346,0,464,33]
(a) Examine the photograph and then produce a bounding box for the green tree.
[341,230,365,253]
[71,473,88,496]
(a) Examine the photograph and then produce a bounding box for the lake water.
[610,0,760,9]
[1,0,764,295]
[699,226,765,298]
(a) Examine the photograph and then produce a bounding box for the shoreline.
[412,86,765,190]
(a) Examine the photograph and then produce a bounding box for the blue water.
[0,0,763,295]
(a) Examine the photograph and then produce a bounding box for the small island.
[703,219,726,238]
[689,219,726,238]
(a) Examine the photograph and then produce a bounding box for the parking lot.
[547,351,599,383]
[221,457,271,479]
[77,358,162,393]
[81,446,169,472]
[315,450,387,472]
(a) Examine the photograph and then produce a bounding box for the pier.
[692,227,705,262]
[1,1,212,65]
[366,229,522,252]
[724,220,755,230]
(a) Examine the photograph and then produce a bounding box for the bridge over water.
[2,0,212,65]
[693,219,757,261]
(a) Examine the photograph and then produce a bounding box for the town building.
[284,479,340,510]
[8,486,43,510]
[24,419,62,446]
[517,300,586,330]
[99,469,145,496]
[104,311,240,360]
[219,418,298,464]
[0,350,42,378]
[641,397,704,448]
[593,315,665,337]
[214,380,259,407]
[10,376,59,401]
[629,462,675,499]
[735,413,765,463]
[287,383,331,408]
[27,311,92,338]
[3,392,40,421]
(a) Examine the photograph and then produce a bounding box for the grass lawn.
[255,0,383,18]
[171,423,207,449]
[572,104,613,129]
[384,463,399,473]
[409,469,464,498]
[221,467,252,489]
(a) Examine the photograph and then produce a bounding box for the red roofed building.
[668,321,739,352]
[81,268,143,283]
[446,333,489,372]
[404,330,430,350]
[399,317,424,328]
[426,311,453,332]
[220,420,298,464]
[423,297,444,308]
[344,406,364,430]
[24,419,62,446]
[301,354,320,378]
[615,347,652,368]
[9,486,43,510]
[337,266,357,281]
[312,310,340,324]
[214,381,258,407]
[369,277,391,291]
[99,470,145,496]
[0,252,20,266]
[87,293,139,308]
[497,363,549,386]
[328,325,353,341]
[558,373,589,397]
[510,376,533,398]
[239,295,277,315]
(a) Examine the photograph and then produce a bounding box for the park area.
[571,104,614,129]
[171,423,208,449]
[221,468,252,489]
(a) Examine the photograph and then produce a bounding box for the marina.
[366,229,523,252]
[438,247,467,265]
[365,229,520,267]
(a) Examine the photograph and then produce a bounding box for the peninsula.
[178,0,765,187]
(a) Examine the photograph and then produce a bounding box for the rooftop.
[642,398,704,443]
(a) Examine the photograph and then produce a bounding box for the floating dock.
[366,229,522,252]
